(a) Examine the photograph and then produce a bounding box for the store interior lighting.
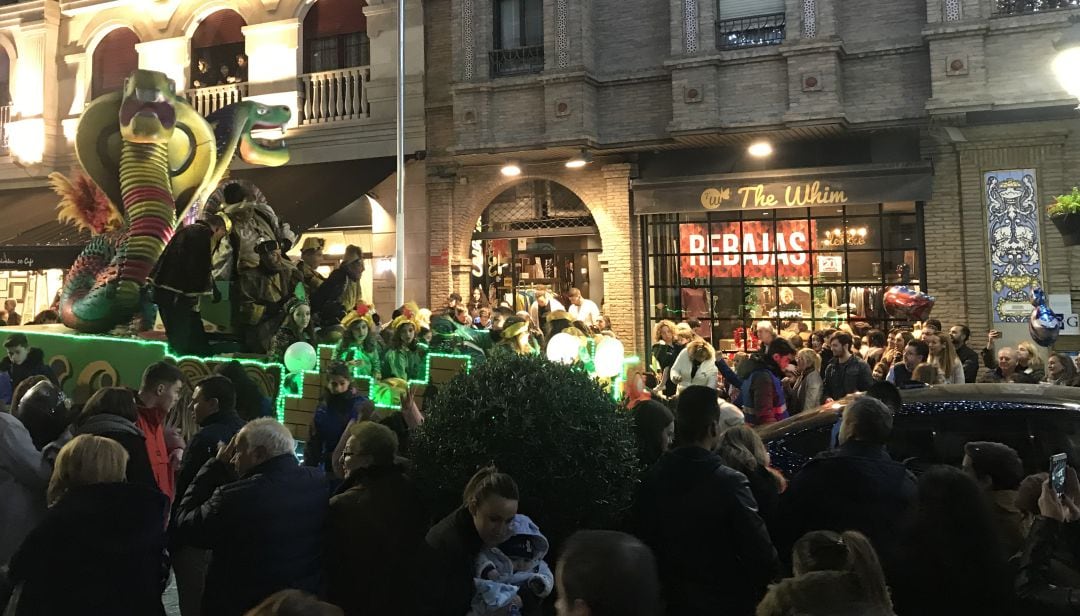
[565,150,593,169]
[501,161,522,177]
[748,141,774,157]
[822,225,868,247]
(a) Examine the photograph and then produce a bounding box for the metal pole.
[394,0,407,308]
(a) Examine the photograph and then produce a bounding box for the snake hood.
[118,71,178,143]
[207,101,291,168]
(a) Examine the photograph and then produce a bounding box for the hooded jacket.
[0,348,58,404]
[632,445,778,616]
[670,339,718,394]
[7,482,169,616]
[0,413,61,566]
[471,514,554,615]
[741,355,788,425]
[72,413,158,492]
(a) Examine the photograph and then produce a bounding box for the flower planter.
[1051,213,1080,247]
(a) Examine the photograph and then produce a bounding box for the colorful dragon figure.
[51,69,290,333]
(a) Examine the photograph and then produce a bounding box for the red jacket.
[136,404,175,503]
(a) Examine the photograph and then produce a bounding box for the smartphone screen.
[1051,453,1068,497]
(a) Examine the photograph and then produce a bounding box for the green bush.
[411,354,639,546]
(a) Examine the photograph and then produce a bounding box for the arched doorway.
[470,180,604,313]
[302,0,369,73]
[189,9,247,90]
[91,28,140,99]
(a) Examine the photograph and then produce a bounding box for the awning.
[0,187,89,270]
[632,162,934,215]
[229,157,396,231]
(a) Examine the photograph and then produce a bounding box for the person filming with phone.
[1015,454,1080,613]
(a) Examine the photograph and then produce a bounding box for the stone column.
[241,19,302,127]
[600,163,642,356]
[135,37,189,91]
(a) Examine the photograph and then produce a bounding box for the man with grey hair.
[774,395,917,573]
[173,418,328,616]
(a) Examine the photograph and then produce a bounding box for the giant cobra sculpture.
[49,69,291,333]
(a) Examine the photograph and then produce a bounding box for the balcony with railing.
[992,0,1080,15]
[299,66,370,125]
[187,82,248,118]
[489,45,545,78]
[716,12,786,51]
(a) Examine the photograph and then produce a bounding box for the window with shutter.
[302,0,370,73]
[92,28,140,99]
[491,0,544,77]
[716,0,786,50]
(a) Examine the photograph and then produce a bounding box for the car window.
[768,422,836,476]
[888,415,941,469]
[931,412,1033,470]
[1029,412,1080,473]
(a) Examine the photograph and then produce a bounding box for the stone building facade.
[424,0,1080,358]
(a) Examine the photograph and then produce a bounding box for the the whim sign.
[700,181,848,210]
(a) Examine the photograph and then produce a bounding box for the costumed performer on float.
[382,315,425,381]
[267,290,315,365]
[336,309,382,380]
[489,317,539,359]
[238,239,304,354]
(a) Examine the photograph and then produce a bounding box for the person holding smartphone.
[1015,456,1080,613]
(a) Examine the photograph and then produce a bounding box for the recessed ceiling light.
[501,161,522,177]
[748,141,773,157]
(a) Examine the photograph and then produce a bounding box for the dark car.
[760,384,1080,478]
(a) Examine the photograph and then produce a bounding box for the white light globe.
[594,337,626,378]
[283,342,317,373]
[1053,47,1080,102]
[546,332,581,365]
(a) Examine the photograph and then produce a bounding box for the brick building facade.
[424,0,1080,358]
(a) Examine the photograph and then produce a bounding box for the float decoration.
[883,285,936,322]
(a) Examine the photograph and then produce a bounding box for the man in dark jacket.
[822,332,873,401]
[0,334,57,405]
[741,338,796,425]
[325,421,429,616]
[775,396,917,576]
[174,418,328,616]
[170,375,246,616]
[150,213,229,356]
[949,324,981,384]
[632,385,778,616]
[310,256,364,327]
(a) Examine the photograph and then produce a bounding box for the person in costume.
[268,294,315,364]
[382,316,425,380]
[337,310,381,380]
[148,212,231,356]
[311,252,364,328]
[238,239,304,353]
[490,317,539,359]
[295,236,326,295]
[430,313,490,366]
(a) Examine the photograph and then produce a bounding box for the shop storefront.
[635,163,933,352]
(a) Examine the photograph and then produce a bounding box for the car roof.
[757,383,1080,440]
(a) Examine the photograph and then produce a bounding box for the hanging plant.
[1048,187,1080,247]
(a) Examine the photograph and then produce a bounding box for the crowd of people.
[649,317,1080,426]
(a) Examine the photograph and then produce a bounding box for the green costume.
[383,346,425,380]
[336,342,381,380]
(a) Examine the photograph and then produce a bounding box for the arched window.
[92,28,140,99]
[190,10,247,88]
[303,0,369,74]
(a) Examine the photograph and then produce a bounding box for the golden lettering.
[785,181,849,206]
[738,185,777,208]
[705,180,849,210]
[700,187,732,210]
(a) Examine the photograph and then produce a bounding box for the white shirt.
[569,298,601,328]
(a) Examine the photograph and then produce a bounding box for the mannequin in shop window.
[336,311,381,380]
[382,317,425,381]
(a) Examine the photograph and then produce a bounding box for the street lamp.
[1053,15,1080,107]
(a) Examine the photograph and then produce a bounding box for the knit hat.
[346,421,399,467]
[499,535,534,561]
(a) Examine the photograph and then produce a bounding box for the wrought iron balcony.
[716,12,786,51]
[489,45,545,78]
[993,0,1080,15]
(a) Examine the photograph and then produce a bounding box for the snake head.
[118,70,177,144]
[239,102,291,167]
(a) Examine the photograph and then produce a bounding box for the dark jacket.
[150,220,216,297]
[326,464,430,616]
[173,454,329,616]
[956,344,980,385]
[632,445,778,616]
[171,409,246,524]
[1015,516,1080,614]
[757,570,894,616]
[426,506,485,616]
[311,267,351,325]
[305,390,369,471]
[8,482,169,616]
[822,355,873,401]
[71,414,159,492]
[0,348,58,401]
[775,441,917,574]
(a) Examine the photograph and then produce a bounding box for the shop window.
[92,28,140,99]
[642,203,926,355]
[490,0,544,77]
[716,0,786,50]
[190,10,247,89]
[303,0,370,73]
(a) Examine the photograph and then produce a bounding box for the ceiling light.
[748,141,773,157]
[565,150,593,169]
[501,161,522,177]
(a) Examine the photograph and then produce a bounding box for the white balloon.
[284,341,317,373]
[546,332,581,365]
[594,336,625,378]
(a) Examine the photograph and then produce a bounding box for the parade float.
[12,70,634,439]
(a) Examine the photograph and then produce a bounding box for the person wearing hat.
[238,239,304,353]
[382,315,425,380]
[149,213,231,356]
[472,512,554,615]
[337,310,381,379]
[489,316,539,360]
[324,421,429,616]
[267,294,315,365]
[295,237,326,295]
